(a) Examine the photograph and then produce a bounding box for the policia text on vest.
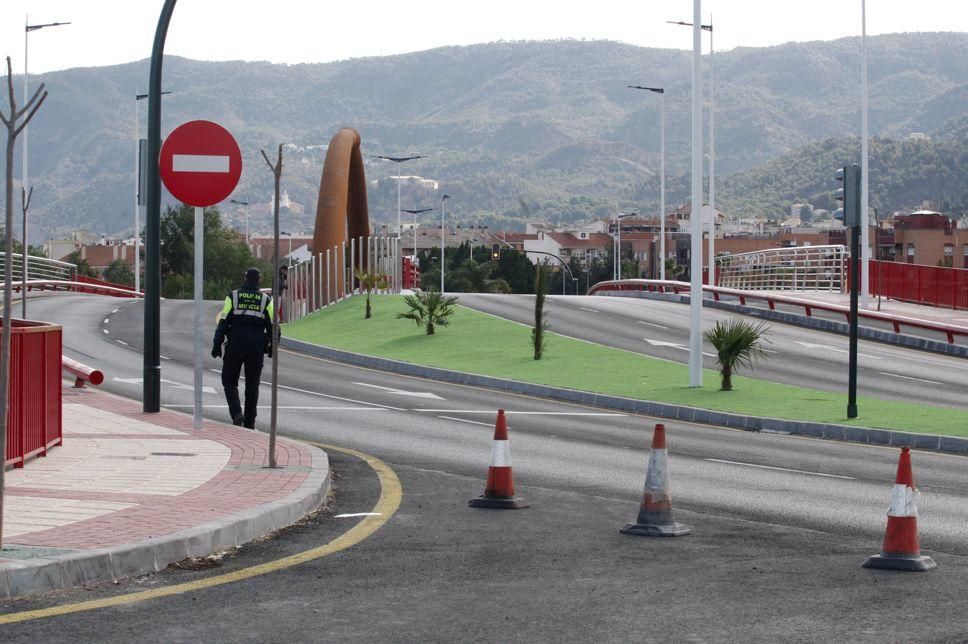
[212,268,274,428]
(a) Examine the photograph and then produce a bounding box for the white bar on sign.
[173,154,230,173]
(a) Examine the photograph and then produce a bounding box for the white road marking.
[417,410,625,416]
[879,372,943,385]
[103,318,110,324]
[116,340,128,346]
[103,329,109,334]
[111,308,119,314]
[793,341,883,360]
[353,382,445,400]
[644,338,683,348]
[258,380,406,411]
[637,321,668,330]
[704,458,856,480]
[163,405,384,411]
[111,376,216,394]
[334,513,383,518]
[438,415,494,427]
[578,307,599,313]
[160,355,171,361]
[172,154,230,173]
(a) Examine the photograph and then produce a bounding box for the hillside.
[3,33,968,241]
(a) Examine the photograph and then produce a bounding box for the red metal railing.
[3,318,63,468]
[62,356,104,388]
[5,279,142,298]
[869,260,968,311]
[587,279,968,345]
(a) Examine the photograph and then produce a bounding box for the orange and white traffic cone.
[469,409,528,509]
[621,423,690,537]
[863,446,936,571]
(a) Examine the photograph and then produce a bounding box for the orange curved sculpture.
[312,128,370,261]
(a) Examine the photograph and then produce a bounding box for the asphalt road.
[456,292,968,410]
[4,294,967,642]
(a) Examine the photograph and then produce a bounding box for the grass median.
[283,294,968,437]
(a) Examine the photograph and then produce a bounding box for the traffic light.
[491,243,501,260]
[834,164,861,228]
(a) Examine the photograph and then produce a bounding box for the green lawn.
[283,295,968,437]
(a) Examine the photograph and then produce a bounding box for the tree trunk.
[426,321,435,335]
[365,293,371,319]
[0,107,15,550]
[721,364,732,391]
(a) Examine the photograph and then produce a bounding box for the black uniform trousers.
[221,348,265,428]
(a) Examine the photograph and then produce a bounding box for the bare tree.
[260,145,283,469]
[0,56,48,548]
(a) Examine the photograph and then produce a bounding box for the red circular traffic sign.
[159,120,242,207]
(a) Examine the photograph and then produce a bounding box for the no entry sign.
[159,120,242,207]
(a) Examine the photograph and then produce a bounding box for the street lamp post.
[440,195,450,293]
[135,91,170,295]
[376,155,425,291]
[231,198,250,244]
[628,86,666,280]
[401,208,435,261]
[669,17,714,284]
[22,17,70,317]
[616,211,638,280]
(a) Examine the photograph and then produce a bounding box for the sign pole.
[193,205,204,429]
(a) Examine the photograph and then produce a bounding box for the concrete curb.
[281,337,968,457]
[597,289,968,358]
[0,443,330,600]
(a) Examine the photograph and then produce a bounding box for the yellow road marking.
[0,442,401,625]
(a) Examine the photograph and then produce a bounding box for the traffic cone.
[621,423,691,537]
[469,409,528,509]
[863,447,936,571]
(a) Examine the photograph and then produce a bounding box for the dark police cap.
[245,267,262,282]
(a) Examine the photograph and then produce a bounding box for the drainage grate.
[150,452,197,457]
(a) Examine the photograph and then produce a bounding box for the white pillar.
[707,17,716,285]
[660,92,666,281]
[860,0,871,308]
[689,0,704,388]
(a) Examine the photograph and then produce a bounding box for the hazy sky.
[3,0,966,75]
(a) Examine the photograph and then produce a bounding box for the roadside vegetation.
[354,268,389,319]
[397,289,459,335]
[283,295,968,437]
[704,319,771,391]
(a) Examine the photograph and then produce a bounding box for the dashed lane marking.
[878,372,943,385]
[704,458,856,480]
[636,320,668,329]
[0,441,402,625]
[437,415,494,427]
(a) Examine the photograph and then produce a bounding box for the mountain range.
[3,32,967,243]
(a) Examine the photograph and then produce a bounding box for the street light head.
[628,85,664,94]
[442,194,450,201]
[376,155,426,163]
[26,21,72,32]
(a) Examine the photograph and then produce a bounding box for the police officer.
[211,267,273,428]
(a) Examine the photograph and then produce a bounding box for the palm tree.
[354,268,389,319]
[703,319,770,391]
[532,261,550,360]
[397,288,459,335]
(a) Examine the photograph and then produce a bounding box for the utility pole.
[261,145,284,469]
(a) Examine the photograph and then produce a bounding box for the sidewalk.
[766,291,968,327]
[0,388,330,600]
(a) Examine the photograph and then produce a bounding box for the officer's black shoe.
[232,414,244,426]
[243,420,256,430]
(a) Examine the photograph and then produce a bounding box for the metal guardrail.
[588,279,968,345]
[716,244,848,292]
[0,252,76,282]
